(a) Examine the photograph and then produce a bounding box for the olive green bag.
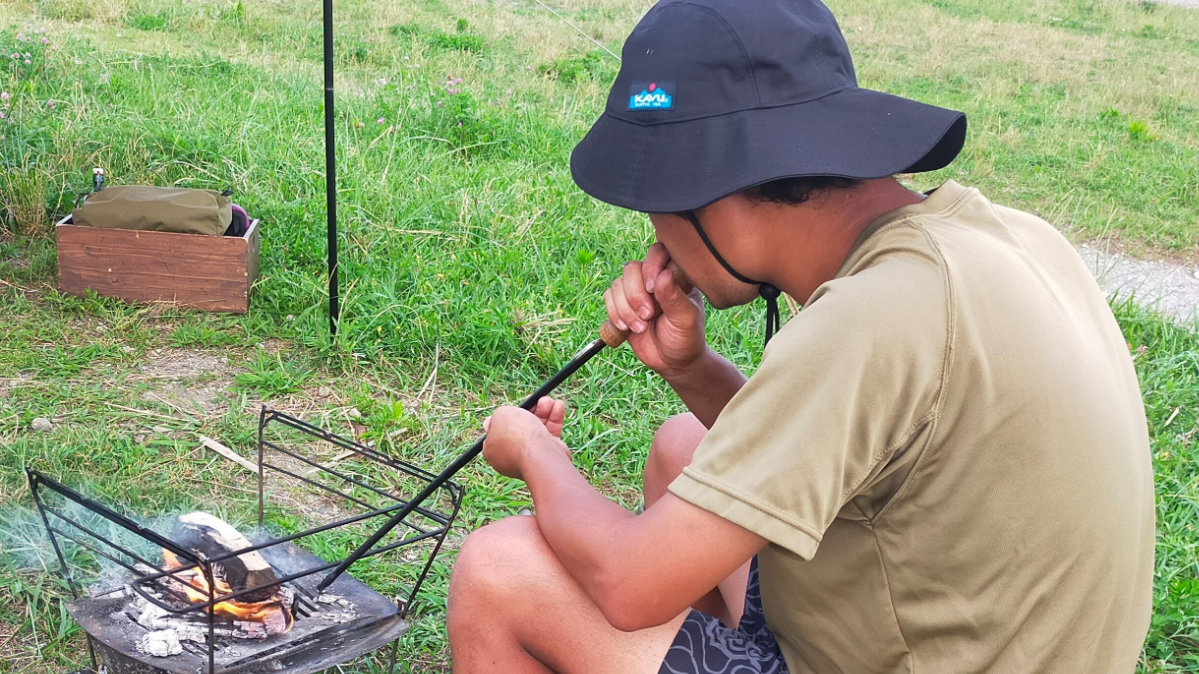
[72,186,232,237]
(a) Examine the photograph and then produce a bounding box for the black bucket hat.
[570,0,967,214]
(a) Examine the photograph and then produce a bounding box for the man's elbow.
[601,601,653,633]
[592,572,673,632]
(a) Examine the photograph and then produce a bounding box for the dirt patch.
[129,348,238,416]
[0,621,34,672]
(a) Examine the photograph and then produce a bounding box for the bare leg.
[447,515,685,674]
[447,413,751,673]
[642,413,751,627]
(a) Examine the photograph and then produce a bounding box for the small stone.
[317,386,332,398]
[120,345,136,354]
[152,425,171,435]
[348,407,362,419]
[518,508,533,516]
[1192,270,1199,281]
[31,417,52,431]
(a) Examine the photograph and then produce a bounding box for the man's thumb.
[651,268,694,319]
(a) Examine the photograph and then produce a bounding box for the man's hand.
[604,242,707,378]
[483,398,570,481]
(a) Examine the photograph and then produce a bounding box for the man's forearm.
[664,348,747,428]
[520,437,762,631]
[521,440,637,611]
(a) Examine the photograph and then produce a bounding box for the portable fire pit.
[31,407,462,674]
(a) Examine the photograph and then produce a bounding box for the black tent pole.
[323,0,339,335]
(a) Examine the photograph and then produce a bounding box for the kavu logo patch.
[628,82,675,110]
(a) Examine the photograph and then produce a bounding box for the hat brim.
[570,87,967,213]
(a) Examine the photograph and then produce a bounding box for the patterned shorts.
[658,557,789,674]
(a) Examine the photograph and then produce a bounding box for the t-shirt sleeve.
[668,245,949,559]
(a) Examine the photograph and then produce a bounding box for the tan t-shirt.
[669,181,1155,673]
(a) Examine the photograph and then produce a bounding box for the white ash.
[121,586,359,655]
[131,590,300,642]
[89,581,133,599]
[135,600,236,642]
[138,630,183,658]
[316,593,350,607]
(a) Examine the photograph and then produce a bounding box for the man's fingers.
[529,397,567,437]
[603,288,627,332]
[621,261,655,322]
[643,243,670,292]
[483,415,491,432]
[621,261,655,321]
[534,396,555,420]
[547,399,567,438]
[610,276,645,333]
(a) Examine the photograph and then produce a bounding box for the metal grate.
[30,406,462,674]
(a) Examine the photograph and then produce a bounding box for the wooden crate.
[56,216,260,313]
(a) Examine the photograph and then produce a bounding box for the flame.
[162,550,292,630]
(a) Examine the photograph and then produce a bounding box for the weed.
[539,51,615,84]
[218,0,245,25]
[426,32,484,53]
[233,351,311,396]
[127,12,169,31]
[388,22,422,37]
[387,21,485,53]
[1128,119,1158,142]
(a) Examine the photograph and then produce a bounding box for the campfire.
[28,407,464,674]
[159,513,293,638]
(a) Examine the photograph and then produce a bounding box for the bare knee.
[447,516,545,633]
[643,413,707,506]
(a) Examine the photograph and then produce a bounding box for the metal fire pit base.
[68,544,407,674]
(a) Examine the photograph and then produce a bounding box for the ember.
[159,513,293,638]
[161,549,292,636]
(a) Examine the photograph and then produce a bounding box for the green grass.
[0,0,1197,670]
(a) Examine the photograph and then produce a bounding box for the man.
[447,0,1155,672]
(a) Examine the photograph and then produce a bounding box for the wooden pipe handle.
[599,320,631,349]
[599,262,691,348]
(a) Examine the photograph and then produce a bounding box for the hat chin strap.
[683,212,781,347]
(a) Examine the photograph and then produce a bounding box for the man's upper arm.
[668,245,949,560]
[597,492,765,631]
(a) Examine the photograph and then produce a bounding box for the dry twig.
[198,435,258,474]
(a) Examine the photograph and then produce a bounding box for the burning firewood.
[161,512,293,638]
[171,512,279,599]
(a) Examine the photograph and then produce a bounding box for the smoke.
[0,496,178,595]
[0,504,60,574]
[0,492,292,597]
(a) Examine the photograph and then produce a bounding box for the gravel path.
[1078,244,1199,326]
[1147,0,1199,7]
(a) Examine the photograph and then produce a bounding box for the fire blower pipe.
[317,264,689,592]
